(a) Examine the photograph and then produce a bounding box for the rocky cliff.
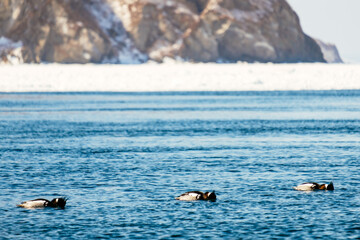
[0,0,336,64]
[315,39,343,63]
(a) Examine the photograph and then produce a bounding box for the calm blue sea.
[1,91,360,239]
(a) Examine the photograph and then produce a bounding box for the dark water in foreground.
[0,91,360,239]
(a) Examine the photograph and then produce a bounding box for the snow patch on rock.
[0,37,23,64]
[86,0,147,63]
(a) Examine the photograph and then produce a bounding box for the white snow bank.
[0,63,359,92]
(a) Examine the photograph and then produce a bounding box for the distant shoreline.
[1,63,359,92]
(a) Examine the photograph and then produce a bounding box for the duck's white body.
[175,191,216,201]
[293,183,318,191]
[17,199,50,209]
[176,192,203,201]
[17,197,67,209]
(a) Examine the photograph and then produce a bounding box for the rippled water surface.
[1,91,360,239]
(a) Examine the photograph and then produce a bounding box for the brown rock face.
[0,0,144,63]
[109,0,200,61]
[0,0,329,63]
[1,0,110,63]
[114,0,325,63]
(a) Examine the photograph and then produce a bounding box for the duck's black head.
[50,197,67,209]
[326,182,334,190]
[204,191,216,201]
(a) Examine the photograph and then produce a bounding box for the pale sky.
[287,0,360,63]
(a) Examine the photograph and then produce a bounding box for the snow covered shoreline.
[0,63,359,92]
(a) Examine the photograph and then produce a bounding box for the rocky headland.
[0,0,342,64]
